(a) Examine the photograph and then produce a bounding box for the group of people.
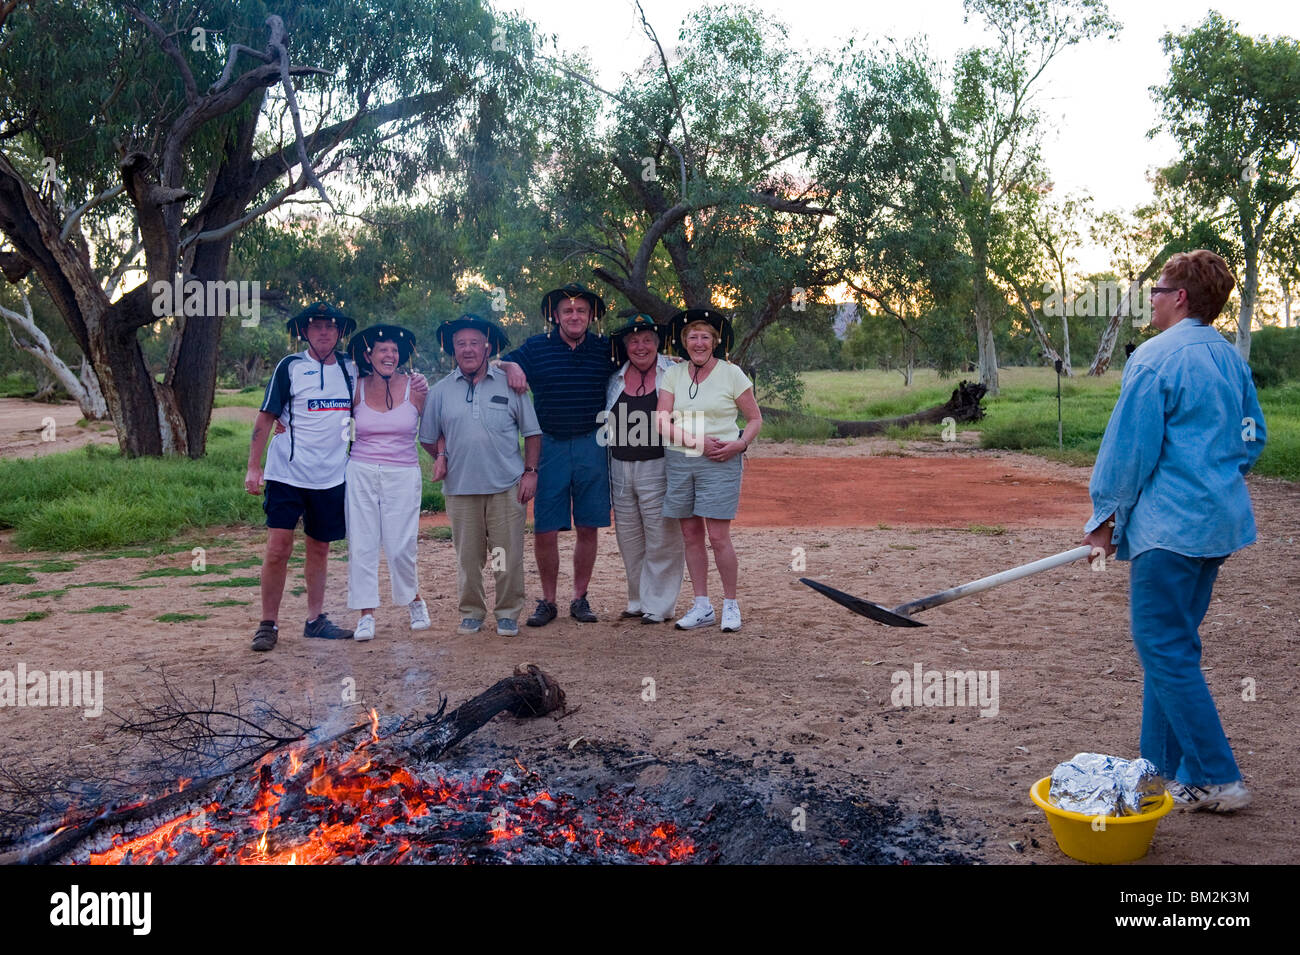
[244,283,762,651]
[246,252,1264,817]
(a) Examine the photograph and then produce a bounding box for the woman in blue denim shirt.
[1083,250,1265,813]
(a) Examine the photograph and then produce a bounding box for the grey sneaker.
[303,613,352,640]
[526,599,558,627]
[457,617,483,635]
[569,594,598,623]
[1167,780,1252,813]
[497,618,519,636]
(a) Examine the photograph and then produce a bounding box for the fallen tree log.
[760,380,986,438]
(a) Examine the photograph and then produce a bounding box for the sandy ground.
[1,408,1298,864]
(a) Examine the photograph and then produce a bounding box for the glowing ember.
[73,728,695,865]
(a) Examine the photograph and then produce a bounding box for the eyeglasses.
[1150,287,1182,296]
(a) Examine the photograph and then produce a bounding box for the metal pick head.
[799,578,926,628]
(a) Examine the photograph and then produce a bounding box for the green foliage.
[1248,326,1300,388]
[0,423,262,548]
[70,605,130,614]
[156,613,209,623]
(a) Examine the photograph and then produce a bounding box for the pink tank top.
[350,376,420,467]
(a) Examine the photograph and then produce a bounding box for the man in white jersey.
[245,303,359,651]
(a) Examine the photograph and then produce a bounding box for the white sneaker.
[353,614,376,642]
[408,598,431,631]
[1167,779,1252,813]
[720,600,741,632]
[675,601,715,630]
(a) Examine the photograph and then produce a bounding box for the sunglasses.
[1150,287,1182,296]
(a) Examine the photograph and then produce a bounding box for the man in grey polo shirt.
[420,316,541,636]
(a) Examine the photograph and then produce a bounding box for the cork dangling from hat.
[609,313,667,366]
[668,307,734,361]
[347,323,418,376]
[540,282,607,338]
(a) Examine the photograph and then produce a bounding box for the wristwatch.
[523,466,538,473]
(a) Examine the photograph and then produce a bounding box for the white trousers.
[345,459,422,609]
[610,456,685,618]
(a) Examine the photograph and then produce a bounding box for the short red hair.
[1161,250,1235,323]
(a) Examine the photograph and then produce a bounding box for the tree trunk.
[970,243,1000,395]
[761,380,986,438]
[1088,244,1176,376]
[1,292,107,418]
[1237,244,1259,361]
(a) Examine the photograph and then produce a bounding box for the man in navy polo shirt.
[497,284,618,626]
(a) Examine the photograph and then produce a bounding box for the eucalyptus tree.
[0,0,531,455]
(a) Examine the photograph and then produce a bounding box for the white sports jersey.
[260,350,357,489]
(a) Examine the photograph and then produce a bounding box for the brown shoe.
[251,621,278,652]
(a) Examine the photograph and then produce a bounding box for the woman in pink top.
[345,325,430,641]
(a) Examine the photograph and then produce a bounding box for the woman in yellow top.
[656,309,762,632]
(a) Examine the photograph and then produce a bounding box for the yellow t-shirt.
[661,360,753,448]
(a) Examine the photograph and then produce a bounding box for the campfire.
[3,664,975,865]
[5,665,696,865]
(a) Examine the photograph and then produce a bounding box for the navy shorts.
[534,432,611,533]
[263,480,347,542]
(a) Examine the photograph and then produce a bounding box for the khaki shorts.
[662,448,743,520]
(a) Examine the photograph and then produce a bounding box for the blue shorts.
[263,480,347,542]
[534,431,611,533]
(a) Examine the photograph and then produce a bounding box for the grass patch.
[290,585,305,596]
[213,390,263,408]
[0,610,51,624]
[799,368,1298,482]
[197,575,260,588]
[0,565,36,585]
[71,604,130,614]
[21,588,67,599]
[203,598,250,607]
[156,612,209,623]
[135,567,203,578]
[428,526,453,541]
[68,581,162,591]
[966,524,1008,536]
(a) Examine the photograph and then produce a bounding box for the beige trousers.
[610,456,685,618]
[445,485,526,621]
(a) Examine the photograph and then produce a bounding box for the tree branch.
[125,4,197,104]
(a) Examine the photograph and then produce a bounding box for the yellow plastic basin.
[1029,776,1174,864]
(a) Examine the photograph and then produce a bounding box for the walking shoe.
[526,599,558,627]
[304,613,353,640]
[1167,780,1252,813]
[408,598,431,631]
[720,600,742,632]
[570,594,598,623]
[457,617,483,635]
[497,618,519,636]
[251,621,278,652]
[353,614,376,642]
[675,601,715,630]
[641,613,666,624]
[619,609,643,620]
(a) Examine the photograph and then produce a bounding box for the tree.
[0,0,531,456]
[826,0,1118,395]
[1264,208,1300,328]
[502,3,833,377]
[1153,12,1300,359]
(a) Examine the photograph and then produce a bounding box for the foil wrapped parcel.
[1048,753,1165,816]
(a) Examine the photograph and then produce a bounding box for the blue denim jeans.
[1129,549,1240,785]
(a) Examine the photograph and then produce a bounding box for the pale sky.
[513,0,1300,273]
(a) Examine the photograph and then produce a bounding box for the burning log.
[760,380,986,438]
[414,663,565,760]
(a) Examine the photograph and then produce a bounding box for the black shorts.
[263,480,347,542]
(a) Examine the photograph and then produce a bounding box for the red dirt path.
[736,456,1091,528]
